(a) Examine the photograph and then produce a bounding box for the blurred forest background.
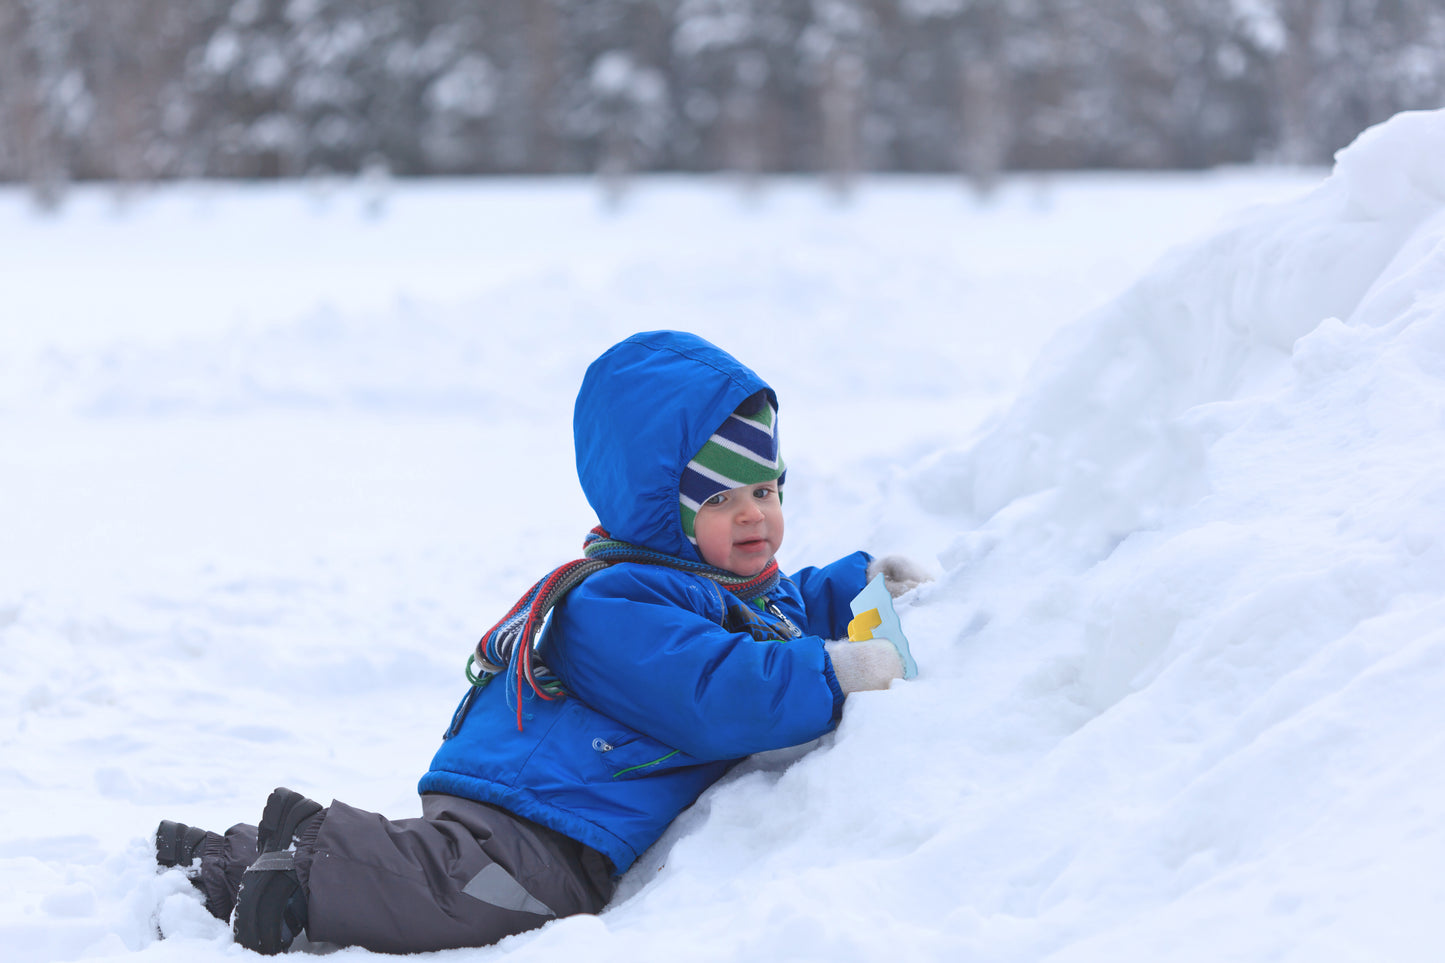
[3,0,1444,204]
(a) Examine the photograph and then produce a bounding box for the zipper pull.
[765,600,803,638]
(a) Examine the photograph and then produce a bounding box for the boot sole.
[233,852,304,955]
[155,820,210,868]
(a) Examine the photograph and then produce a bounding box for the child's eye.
[753,486,776,499]
[704,492,727,507]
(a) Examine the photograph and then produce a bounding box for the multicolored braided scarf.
[470,526,792,730]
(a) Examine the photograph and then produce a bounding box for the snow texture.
[3,108,1443,962]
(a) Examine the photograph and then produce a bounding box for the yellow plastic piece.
[848,608,882,642]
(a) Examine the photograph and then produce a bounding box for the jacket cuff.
[821,649,847,721]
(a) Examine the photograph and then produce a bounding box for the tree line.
[2,0,1443,202]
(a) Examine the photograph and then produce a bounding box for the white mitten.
[825,639,905,693]
[866,555,933,598]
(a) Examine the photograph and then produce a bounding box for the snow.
[4,109,1444,962]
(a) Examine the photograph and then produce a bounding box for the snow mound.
[893,107,1445,957]
[920,106,1445,692]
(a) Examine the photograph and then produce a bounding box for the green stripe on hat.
[690,439,784,488]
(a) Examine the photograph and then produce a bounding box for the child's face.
[692,481,785,577]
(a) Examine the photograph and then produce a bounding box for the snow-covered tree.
[2,0,1444,186]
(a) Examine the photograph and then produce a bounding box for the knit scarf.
[470,526,782,730]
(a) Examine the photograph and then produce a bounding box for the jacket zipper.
[764,599,803,638]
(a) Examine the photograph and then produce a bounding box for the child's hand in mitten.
[825,640,904,693]
[866,555,933,598]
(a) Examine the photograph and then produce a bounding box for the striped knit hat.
[680,391,785,545]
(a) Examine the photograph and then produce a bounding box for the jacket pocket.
[589,731,685,780]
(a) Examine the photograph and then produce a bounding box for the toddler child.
[154,330,924,954]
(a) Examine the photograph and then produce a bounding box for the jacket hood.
[573,331,777,561]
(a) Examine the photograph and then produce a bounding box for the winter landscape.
[4,106,1445,962]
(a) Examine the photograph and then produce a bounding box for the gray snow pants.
[202,793,616,954]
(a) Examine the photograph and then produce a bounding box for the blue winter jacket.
[420,331,870,875]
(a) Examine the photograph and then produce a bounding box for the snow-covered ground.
[3,109,1442,962]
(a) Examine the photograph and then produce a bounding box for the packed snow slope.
[3,109,1443,962]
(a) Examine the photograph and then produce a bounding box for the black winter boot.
[155,820,243,921]
[255,787,324,854]
[233,851,309,954]
[232,788,325,955]
[154,820,212,869]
